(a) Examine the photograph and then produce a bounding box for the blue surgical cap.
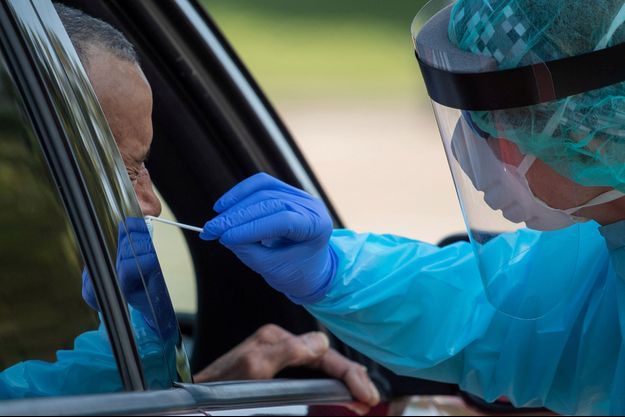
[450,0,625,191]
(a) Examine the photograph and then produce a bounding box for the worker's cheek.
[134,169,162,217]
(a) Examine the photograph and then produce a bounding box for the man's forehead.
[85,49,153,164]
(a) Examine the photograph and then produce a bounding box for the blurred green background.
[201,0,428,100]
[195,0,465,243]
[159,0,466,314]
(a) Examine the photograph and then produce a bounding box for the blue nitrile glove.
[200,173,337,305]
[82,218,177,339]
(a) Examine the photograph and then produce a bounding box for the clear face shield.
[413,0,625,319]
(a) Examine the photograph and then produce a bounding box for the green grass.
[201,0,429,100]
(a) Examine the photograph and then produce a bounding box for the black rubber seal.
[417,41,625,111]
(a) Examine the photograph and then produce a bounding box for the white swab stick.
[145,216,203,233]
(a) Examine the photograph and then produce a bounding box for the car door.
[0,0,361,415]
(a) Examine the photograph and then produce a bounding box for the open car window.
[0,51,126,400]
[0,0,194,397]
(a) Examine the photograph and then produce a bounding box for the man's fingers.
[316,350,380,407]
[343,365,381,408]
[214,173,304,213]
[252,324,294,344]
[240,331,330,379]
[298,332,331,358]
[266,332,330,371]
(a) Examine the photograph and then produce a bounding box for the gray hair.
[54,3,139,67]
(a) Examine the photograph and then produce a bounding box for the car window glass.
[151,192,197,315]
[0,58,124,400]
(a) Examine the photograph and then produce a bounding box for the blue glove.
[200,173,337,305]
[82,218,177,339]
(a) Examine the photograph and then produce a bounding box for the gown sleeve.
[307,223,621,415]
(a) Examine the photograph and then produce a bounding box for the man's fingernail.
[369,381,380,405]
[303,332,330,355]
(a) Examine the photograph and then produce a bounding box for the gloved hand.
[200,173,337,305]
[82,217,177,339]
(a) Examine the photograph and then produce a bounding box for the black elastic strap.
[417,41,625,111]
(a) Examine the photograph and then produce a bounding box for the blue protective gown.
[308,220,625,415]
[0,309,175,399]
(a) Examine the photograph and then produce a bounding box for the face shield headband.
[414,4,625,112]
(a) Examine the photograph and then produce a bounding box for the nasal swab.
[145,216,203,233]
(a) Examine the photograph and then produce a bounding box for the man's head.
[55,4,161,217]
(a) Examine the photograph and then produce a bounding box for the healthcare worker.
[201,0,625,415]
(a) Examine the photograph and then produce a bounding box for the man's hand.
[194,324,380,414]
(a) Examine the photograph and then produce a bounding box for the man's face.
[86,48,162,217]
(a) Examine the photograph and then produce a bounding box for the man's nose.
[136,175,162,217]
[141,189,162,218]
[135,169,162,218]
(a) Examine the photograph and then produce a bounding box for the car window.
[0,56,124,400]
[152,192,197,315]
